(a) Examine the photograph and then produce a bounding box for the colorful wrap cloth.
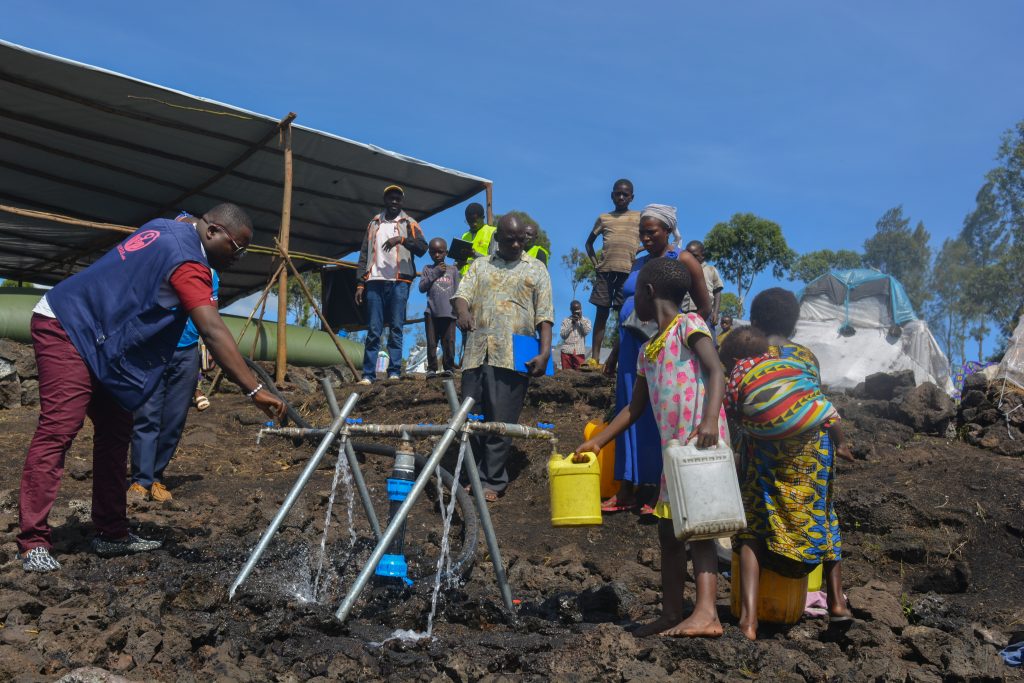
[726,353,839,441]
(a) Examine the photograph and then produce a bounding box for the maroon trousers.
[560,352,586,370]
[17,315,132,552]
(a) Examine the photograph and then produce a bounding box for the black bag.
[622,308,659,342]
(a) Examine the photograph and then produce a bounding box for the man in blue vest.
[17,203,286,572]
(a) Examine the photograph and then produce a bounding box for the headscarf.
[640,204,677,235]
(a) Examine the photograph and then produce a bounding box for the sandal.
[638,504,656,516]
[601,496,637,513]
[193,393,210,411]
[483,489,499,503]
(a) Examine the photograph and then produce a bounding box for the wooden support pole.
[0,203,133,233]
[485,183,494,225]
[277,241,360,377]
[275,119,294,386]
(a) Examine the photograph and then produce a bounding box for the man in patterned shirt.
[453,214,554,501]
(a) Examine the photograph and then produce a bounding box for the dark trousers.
[362,280,410,380]
[18,315,133,552]
[460,365,529,493]
[424,314,456,372]
[131,344,200,488]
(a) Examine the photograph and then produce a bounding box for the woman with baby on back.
[719,288,855,640]
[578,254,727,638]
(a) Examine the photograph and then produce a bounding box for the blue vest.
[47,219,209,411]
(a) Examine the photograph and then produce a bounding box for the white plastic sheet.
[793,297,953,394]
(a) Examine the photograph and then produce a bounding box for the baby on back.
[719,326,842,445]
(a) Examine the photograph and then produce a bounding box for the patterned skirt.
[735,427,841,568]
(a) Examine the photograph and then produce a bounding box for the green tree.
[286,271,322,328]
[789,249,862,283]
[925,238,970,364]
[703,213,794,316]
[987,120,1024,243]
[719,292,742,318]
[561,247,596,300]
[981,121,1024,338]
[862,206,932,312]
[0,279,36,288]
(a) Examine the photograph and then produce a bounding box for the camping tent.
[792,269,953,393]
[994,313,1024,391]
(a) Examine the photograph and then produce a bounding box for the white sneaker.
[20,546,61,572]
[357,378,372,386]
[387,374,401,382]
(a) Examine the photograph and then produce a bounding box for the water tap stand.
[229,392,360,600]
[334,396,475,622]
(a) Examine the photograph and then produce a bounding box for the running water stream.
[313,437,356,601]
[376,433,469,645]
[426,433,468,634]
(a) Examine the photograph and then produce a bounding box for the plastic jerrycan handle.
[568,451,597,465]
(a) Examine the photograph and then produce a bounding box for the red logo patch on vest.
[118,230,160,260]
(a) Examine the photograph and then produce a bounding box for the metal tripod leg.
[229,392,360,600]
[344,439,381,540]
[320,378,381,540]
[334,397,475,622]
[442,379,515,613]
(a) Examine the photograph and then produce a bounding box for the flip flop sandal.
[601,497,635,513]
[483,489,499,503]
[638,504,656,516]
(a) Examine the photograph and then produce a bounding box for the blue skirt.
[613,326,663,485]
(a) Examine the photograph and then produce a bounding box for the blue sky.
[6,2,1023,356]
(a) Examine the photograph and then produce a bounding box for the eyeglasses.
[204,218,247,258]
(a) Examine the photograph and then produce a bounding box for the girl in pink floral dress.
[578,257,727,638]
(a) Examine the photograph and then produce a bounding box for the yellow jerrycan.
[729,552,808,625]
[807,563,823,592]
[548,451,602,527]
[583,420,620,499]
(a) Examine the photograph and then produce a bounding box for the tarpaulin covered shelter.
[793,269,953,393]
[0,39,491,305]
[995,313,1024,391]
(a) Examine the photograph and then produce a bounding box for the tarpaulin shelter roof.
[800,268,918,327]
[0,40,491,304]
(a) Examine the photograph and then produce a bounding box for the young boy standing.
[584,179,641,368]
[419,237,460,377]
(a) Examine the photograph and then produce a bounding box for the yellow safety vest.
[527,244,550,266]
[459,224,496,275]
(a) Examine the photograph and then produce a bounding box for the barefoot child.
[577,257,728,638]
[718,324,854,640]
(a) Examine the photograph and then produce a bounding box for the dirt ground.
[0,366,1021,682]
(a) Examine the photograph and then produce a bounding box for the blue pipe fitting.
[375,553,413,586]
[386,477,414,501]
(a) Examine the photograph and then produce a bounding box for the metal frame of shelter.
[0,40,493,383]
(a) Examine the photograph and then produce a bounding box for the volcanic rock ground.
[0,366,1021,682]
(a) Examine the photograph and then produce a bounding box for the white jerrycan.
[662,439,746,541]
